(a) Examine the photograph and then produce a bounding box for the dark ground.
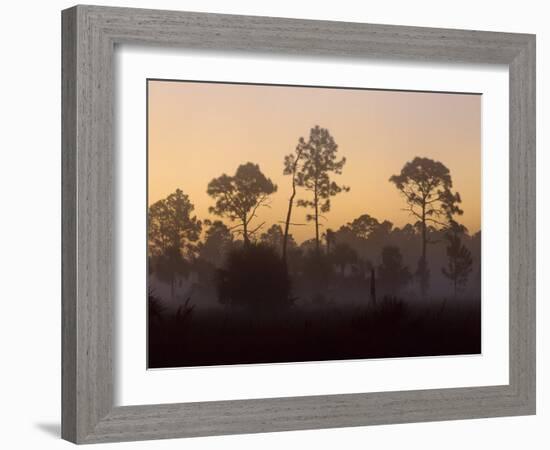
[148,299,481,368]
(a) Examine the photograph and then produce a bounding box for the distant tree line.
[148,125,476,305]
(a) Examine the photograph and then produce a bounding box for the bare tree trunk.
[419,204,428,296]
[242,214,250,246]
[282,182,296,262]
[314,185,320,254]
[421,226,426,264]
[282,148,303,264]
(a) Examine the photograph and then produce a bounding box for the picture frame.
[61,4,536,444]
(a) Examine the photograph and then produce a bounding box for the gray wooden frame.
[62,4,536,444]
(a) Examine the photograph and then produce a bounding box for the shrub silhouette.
[377,295,407,321]
[302,250,333,288]
[378,245,411,295]
[353,295,408,333]
[330,242,358,274]
[217,242,292,310]
[148,290,165,322]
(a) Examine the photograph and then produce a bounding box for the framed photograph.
[62,5,536,444]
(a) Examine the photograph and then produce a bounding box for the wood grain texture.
[508,36,536,408]
[61,7,77,443]
[61,5,536,444]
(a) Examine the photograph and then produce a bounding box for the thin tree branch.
[249,221,266,235]
[278,221,307,226]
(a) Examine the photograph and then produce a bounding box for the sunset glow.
[148,80,481,243]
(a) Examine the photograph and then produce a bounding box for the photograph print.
[147,80,481,369]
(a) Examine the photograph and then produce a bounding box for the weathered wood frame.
[62,5,536,444]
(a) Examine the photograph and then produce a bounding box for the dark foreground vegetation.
[149,296,480,368]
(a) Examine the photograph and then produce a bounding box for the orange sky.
[148,80,481,243]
